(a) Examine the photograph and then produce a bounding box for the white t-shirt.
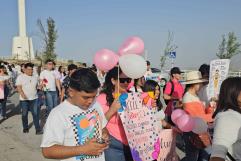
[53,69,62,80]
[15,74,38,101]
[129,87,143,93]
[0,75,10,82]
[40,70,57,91]
[211,110,241,160]
[41,100,107,161]
[198,84,211,107]
[155,109,165,129]
[97,70,106,87]
[144,70,153,77]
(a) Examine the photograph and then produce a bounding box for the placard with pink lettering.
[157,129,179,161]
[118,93,160,161]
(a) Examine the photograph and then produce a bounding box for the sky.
[0,0,241,70]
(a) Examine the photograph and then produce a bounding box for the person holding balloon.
[181,71,214,161]
[93,36,148,161]
[96,67,133,161]
[143,80,182,132]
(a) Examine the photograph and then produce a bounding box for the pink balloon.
[176,114,194,132]
[93,49,119,71]
[192,117,208,134]
[118,36,144,56]
[171,109,186,124]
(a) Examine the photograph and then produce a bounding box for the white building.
[12,0,34,60]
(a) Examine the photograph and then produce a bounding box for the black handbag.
[227,152,236,161]
[189,132,211,149]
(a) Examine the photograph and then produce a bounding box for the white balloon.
[119,54,147,79]
[192,117,208,134]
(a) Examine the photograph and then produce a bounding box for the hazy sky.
[0,0,241,69]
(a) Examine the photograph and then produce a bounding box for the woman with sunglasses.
[96,67,133,161]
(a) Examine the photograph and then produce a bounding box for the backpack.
[163,81,174,105]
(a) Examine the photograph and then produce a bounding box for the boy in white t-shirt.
[41,68,109,161]
[40,59,61,116]
[16,63,42,134]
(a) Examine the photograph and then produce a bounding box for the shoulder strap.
[134,86,138,92]
[170,81,174,96]
[227,152,236,161]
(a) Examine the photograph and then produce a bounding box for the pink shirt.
[96,94,128,145]
[164,79,184,116]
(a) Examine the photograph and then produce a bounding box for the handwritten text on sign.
[118,93,160,161]
[157,129,179,161]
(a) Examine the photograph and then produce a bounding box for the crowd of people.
[0,59,240,161]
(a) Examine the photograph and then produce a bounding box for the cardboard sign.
[209,59,230,98]
[157,129,179,161]
[118,93,161,161]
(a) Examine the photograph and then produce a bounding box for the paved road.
[0,93,47,161]
[0,93,184,161]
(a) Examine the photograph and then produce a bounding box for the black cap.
[170,67,183,75]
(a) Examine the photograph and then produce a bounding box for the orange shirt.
[183,92,213,123]
[96,94,128,145]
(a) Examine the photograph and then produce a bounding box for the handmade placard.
[209,59,230,98]
[118,93,160,161]
[156,129,179,161]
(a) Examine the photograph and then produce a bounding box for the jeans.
[0,99,7,119]
[20,99,41,130]
[105,135,133,161]
[0,85,9,119]
[44,91,58,115]
[37,90,45,108]
[181,132,211,161]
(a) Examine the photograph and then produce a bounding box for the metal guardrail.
[228,71,241,77]
[182,71,241,80]
[179,71,241,81]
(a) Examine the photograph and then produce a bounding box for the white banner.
[209,59,230,98]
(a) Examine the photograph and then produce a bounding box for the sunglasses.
[119,78,132,83]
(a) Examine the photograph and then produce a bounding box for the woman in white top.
[129,76,145,93]
[143,80,176,130]
[210,77,241,161]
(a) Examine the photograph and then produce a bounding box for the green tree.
[35,50,43,66]
[160,31,177,70]
[37,17,58,62]
[216,32,241,59]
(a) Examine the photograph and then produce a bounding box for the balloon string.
[116,65,120,121]
[118,65,120,96]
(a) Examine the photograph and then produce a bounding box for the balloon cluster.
[93,36,147,79]
[171,109,208,134]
